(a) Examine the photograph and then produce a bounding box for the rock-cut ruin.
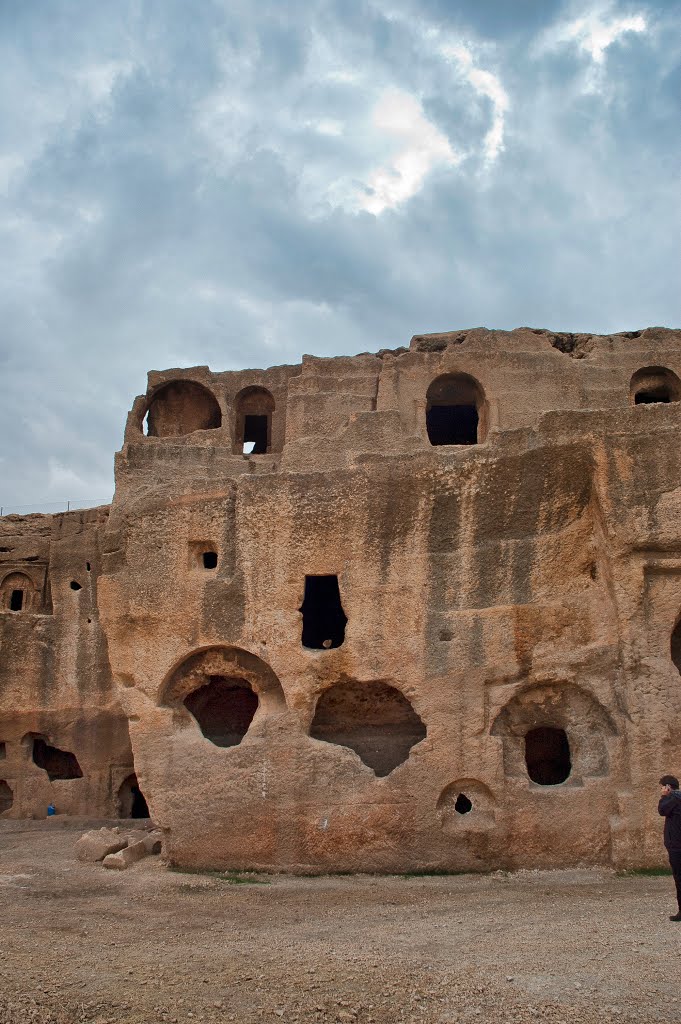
[2,326,681,872]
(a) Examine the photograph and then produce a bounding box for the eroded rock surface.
[3,327,681,872]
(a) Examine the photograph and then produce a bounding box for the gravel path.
[0,822,679,1024]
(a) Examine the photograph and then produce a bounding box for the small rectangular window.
[300,575,347,649]
[10,590,24,612]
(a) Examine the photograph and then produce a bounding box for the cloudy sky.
[1,0,680,510]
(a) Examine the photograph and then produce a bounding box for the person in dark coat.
[658,774,681,921]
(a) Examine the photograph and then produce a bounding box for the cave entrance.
[0,780,12,814]
[9,590,24,611]
[310,680,426,776]
[118,774,150,818]
[300,575,347,649]
[32,737,83,780]
[184,676,258,747]
[525,727,571,785]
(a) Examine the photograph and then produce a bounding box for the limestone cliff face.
[3,326,681,870]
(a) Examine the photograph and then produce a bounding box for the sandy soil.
[1,820,679,1024]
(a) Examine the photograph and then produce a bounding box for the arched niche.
[437,779,496,833]
[491,682,617,786]
[426,373,488,446]
[1,572,38,613]
[309,680,426,777]
[143,380,222,437]
[159,646,287,747]
[629,366,681,406]
[234,386,276,454]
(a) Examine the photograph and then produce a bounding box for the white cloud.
[357,88,460,214]
[538,9,647,65]
[441,43,510,165]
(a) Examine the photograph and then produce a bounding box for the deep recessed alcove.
[310,680,426,776]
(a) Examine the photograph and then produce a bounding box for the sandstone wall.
[0,508,135,818]
[95,327,681,871]
[4,326,681,872]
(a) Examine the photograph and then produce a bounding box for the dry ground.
[1,821,680,1024]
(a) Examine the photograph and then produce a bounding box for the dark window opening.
[86,562,91,571]
[635,388,671,404]
[301,575,347,650]
[0,780,12,814]
[9,590,23,612]
[184,676,258,747]
[426,404,478,446]
[525,727,571,785]
[118,773,150,819]
[203,551,218,570]
[243,414,268,454]
[32,738,83,781]
[0,742,5,760]
[310,680,426,777]
[454,793,473,814]
[70,581,82,591]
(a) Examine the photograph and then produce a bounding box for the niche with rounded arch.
[1,571,38,613]
[160,646,287,748]
[310,680,426,777]
[426,373,488,445]
[629,366,681,406]
[491,682,617,787]
[437,779,496,834]
[144,380,222,437]
[0,780,12,814]
[234,386,276,454]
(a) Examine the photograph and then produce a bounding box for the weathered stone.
[102,840,148,870]
[142,831,163,855]
[4,327,681,872]
[75,828,128,863]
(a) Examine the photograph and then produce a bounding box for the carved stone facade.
[2,326,681,872]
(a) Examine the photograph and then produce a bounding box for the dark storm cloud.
[0,0,679,508]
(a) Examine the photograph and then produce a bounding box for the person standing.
[658,775,681,921]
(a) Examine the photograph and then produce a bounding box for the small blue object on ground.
[47,803,56,816]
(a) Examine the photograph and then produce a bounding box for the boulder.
[75,828,128,863]
[102,839,148,870]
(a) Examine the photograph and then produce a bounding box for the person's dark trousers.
[668,850,681,911]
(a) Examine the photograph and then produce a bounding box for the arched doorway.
[426,373,488,445]
[118,773,150,819]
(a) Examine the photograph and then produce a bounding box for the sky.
[1,0,680,510]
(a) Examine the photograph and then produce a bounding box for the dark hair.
[660,775,680,789]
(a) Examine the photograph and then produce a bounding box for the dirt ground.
[1,821,680,1024]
